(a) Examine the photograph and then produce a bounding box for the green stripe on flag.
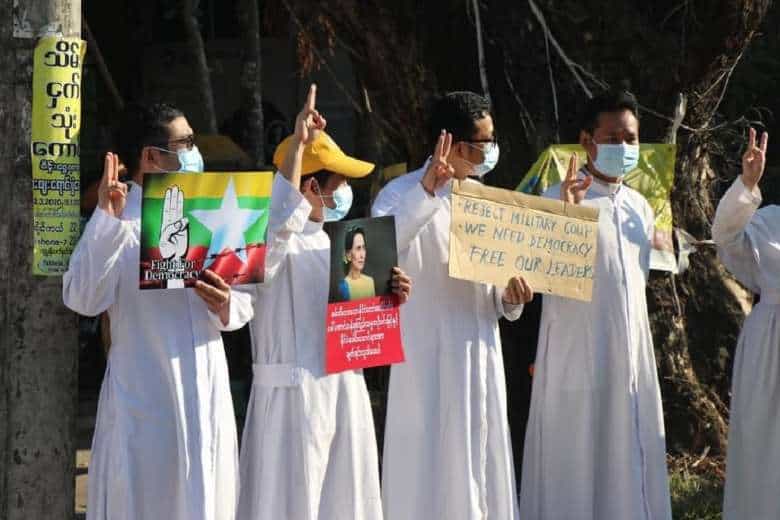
[141,196,270,250]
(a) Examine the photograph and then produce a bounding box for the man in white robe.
[237,85,412,520]
[372,91,534,520]
[520,90,672,520]
[712,128,780,520]
[63,103,253,520]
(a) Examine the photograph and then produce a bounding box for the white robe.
[63,181,253,520]
[712,177,780,520]
[520,174,672,520]
[372,167,524,520]
[237,174,383,520]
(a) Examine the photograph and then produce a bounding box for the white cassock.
[520,173,672,520]
[712,177,780,520]
[237,174,383,520]
[372,166,524,520]
[63,181,253,520]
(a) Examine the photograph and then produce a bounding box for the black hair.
[579,90,639,135]
[428,91,492,144]
[302,169,342,195]
[115,102,185,175]
[343,226,366,274]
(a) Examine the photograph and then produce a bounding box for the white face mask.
[462,142,500,178]
[591,141,639,178]
[150,145,205,173]
[320,183,353,221]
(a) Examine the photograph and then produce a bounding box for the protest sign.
[140,171,272,289]
[324,216,405,374]
[517,144,677,271]
[31,37,86,275]
[449,180,599,302]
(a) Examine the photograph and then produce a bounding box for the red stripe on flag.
[139,244,265,289]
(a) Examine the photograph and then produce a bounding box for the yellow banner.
[516,144,677,271]
[31,37,86,275]
[449,180,599,302]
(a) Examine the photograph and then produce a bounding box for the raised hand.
[560,154,592,205]
[741,127,769,191]
[502,275,533,305]
[421,130,455,195]
[390,266,412,304]
[97,152,128,217]
[295,84,327,145]
[159,185,189,260]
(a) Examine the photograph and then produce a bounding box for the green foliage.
[670,469,723,520]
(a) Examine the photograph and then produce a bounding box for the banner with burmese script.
[140,172,272,289]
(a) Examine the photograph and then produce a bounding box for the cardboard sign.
[139,171,272,289]
[449,180,599,302]
[31,37,86,275]
[324,216,405,374]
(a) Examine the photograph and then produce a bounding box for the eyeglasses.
[152,135,196,152]
[462,140,498,155]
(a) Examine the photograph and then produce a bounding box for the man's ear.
[579,130,592,148]
[302,176,318,195]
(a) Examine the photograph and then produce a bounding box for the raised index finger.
[305,84,317,112]
[433,130,444,160]
[748,127,756,151]
[442,132,452,159]
[565,154,578,183]
[101,153,113,186]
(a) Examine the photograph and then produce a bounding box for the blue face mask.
[464,142,500,178]
[592,142,639,178]
[321,183,353,222]
[177,145,204,173]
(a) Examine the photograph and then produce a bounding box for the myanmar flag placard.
[139,171,273,290]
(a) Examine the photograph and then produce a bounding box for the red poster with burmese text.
[324,216,405,374]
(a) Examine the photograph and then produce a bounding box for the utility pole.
[0,1,80,518]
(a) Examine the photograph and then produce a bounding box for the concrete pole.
[0,1,80,518]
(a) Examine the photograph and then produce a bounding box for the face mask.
[591,142,639,178]
[152,145,205,173]
[320,183,353,222]
[463,142,500,178]
[176,145,204,172]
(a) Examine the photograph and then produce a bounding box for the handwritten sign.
[31,37,85,275]
[449,180,599,301]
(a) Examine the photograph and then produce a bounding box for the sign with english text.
[449,180,599,302]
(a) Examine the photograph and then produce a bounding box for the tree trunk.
[236,0,265,167]
[279,0,773,461]
[0,2,80,518]
[179,0,218,134]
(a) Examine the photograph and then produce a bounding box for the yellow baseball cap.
[273,131,375,178]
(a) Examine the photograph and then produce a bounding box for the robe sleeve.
[491,284,524,321]
[372,176,447,253]
[207,287,254,331]
[264,173,312,283]
[62,207,134,317]
[711,177,763,293]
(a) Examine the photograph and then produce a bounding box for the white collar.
[123,180,143,221]
[580,167,622,196]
